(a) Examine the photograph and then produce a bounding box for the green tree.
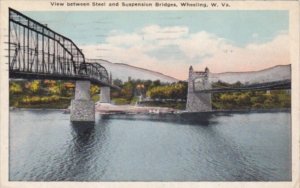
[10,82,22,94]
[121,81,134,100]
[146,82,187,100]
[90,84,100,96]
[48,85,61,95]
[235,93,251,107]
[28,80,40,93]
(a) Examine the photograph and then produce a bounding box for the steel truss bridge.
[8,8,113,87]
[195,79,291,93]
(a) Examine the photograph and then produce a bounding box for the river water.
[9,110,291,181]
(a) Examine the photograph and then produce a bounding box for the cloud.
[176,32,230,59]
[140,25,189,40]
[196,33,289,73]
[80,25,289,80]
[105,33,142,47]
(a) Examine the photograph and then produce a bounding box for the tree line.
[9,79,290,110]
[211,81,290,109]
[9,80,100,108]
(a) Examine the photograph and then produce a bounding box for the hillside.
[88,59,290,85]
[88,59,178,83]
[210,64,291,84]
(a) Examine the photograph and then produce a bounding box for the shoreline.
[9,105,291,114]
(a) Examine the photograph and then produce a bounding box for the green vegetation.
[10,80,74,109]
[111,79,174,104]
[111,79,187,109]
[112,98,131,105]
[146,82,187,100]
[9,79,290,110]
[8,79,175,108]
[212,81,291,110]
[9,80,102,109]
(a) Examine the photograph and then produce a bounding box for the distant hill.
[88,59,290,85]
[88,59,178,83]
[210,64,291,84]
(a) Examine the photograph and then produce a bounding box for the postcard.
[0,0,299,188]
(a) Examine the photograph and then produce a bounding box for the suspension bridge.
[8,8,292,117]
[186,66,291,112]
[195,79,291,93]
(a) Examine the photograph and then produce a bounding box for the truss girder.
[8,8,111,87]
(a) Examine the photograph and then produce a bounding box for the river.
[9,110,291,181]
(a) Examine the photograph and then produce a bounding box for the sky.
[25,11,289,80]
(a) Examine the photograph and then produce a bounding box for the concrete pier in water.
[71,81,95,122]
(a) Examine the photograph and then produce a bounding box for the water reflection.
[71,122,95,136]
[61,118,111,180]
[9,110,291,181]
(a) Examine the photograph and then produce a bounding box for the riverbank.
[96,103,291,114]
[95,102,177,114]
[9,105,290,115]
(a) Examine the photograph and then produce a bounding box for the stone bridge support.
[186,66,212,112]
[100,87,111,103]
[71,81,95,122]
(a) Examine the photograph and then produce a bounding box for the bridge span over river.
[8,8,119,122]
[8,8,291,120]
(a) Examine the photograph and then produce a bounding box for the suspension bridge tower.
[186,66,212,112]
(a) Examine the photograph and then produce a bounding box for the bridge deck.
[9,71,117,88]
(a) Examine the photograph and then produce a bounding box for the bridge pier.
[186,66,212,112]
[100,86,111,103]
[70,81,95,122]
